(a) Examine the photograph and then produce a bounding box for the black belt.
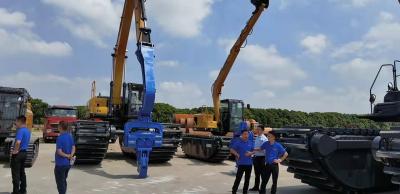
[19,150,27,152]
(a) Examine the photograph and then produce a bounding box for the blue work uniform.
[11,127,31,193]
[15,127,31,151]
[231,138,254,193]
[260,141,287,194]
[261,141,286,165]
[55,132,75,194]
[232,139,254,165]
[55,132,75,166]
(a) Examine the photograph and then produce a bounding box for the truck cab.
[42,105,77,142]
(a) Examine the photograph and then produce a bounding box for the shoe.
[249,187,259,191]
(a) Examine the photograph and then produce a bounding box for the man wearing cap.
[230,130,254,194]
[257,130,288,194]
[249,125,268,192]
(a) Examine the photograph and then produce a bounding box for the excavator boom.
[111,0,152,109]
[212,3,268,123]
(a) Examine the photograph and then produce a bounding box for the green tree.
[153,103,177,123]
[30,98,48,124]
[76,106,89,119]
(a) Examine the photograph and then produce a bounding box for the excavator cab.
[363,60,400,122]
[219,99,245,133]
[123,83,144,119]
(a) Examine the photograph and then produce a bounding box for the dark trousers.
[54,165,70,194]
[11,151,27,194]
[260,163,279,194]
[252,156,265,189]
[232,165,252,194]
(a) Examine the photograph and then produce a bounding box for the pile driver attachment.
[121,42,164,178]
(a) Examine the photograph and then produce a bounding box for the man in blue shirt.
[54,121,75,194]
[257,130,288,194]
[11,116,31,194]
[249,125,268,192]
[230,130,254,194]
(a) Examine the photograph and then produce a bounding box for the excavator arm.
[111,0,134,107]
[212,1,269,123]
[111,0,153,114]
[109,0,162,178]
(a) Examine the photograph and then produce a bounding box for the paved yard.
[0,142,398,194]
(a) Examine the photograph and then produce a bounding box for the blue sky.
[0,0,399,113]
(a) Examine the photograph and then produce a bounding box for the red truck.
[42,105,77,143]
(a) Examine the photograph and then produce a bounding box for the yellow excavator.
[179,0,269,162]
[82,0,181,177]
[0,86,39,167]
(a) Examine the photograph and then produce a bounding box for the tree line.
[152,103,389,130]
[30,99,389,129]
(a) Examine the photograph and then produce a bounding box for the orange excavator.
[175,0,269,162]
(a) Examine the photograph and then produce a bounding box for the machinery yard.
[0,137,398,194]
[1,0,400,194]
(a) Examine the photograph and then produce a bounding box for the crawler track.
[181,135,231,163]
[274,127,397,193]
[73,121,110,164]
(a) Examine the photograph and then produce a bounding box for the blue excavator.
[75,0,181,178]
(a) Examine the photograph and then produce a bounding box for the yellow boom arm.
[212,4,267,122]
[111,0,149,107]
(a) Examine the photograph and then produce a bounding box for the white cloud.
[300,34,328,54]
[157,60,181,68]
[246,85,372,114]
[0,72,109,105]
[333,12,400,59]
[42,0,214,47]
[331,0,376,7]
[238,44,307,88]
[302,86,320,94]
[218,38,306,91]
[208,70,219,80]
[0,8,72,57]
[0,8,34,28]
[331,12,400,87]
[41,0,123,47]
[146,0,214,38]
[253,90,276,99]
[0,29,72,57]
[157,81,206,108]
[331,58,379,81]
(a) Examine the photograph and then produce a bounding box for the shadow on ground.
[74,152,173,179]
[176,154,231,167]
[0,155,10,168]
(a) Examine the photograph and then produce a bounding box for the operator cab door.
[219,99,244,134]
